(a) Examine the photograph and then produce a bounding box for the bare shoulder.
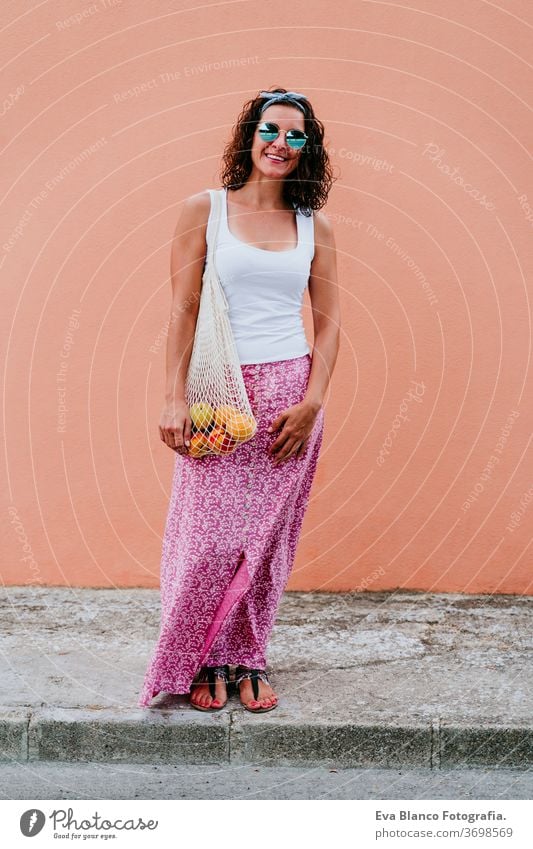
[313,209,336,249]
[173,189,213,239]
[184,189,212,217]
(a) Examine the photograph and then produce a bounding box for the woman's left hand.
[267,401,321,465]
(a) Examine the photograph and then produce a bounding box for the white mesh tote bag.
[184,188,257,458]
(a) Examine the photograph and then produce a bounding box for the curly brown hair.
[219,87,336,216]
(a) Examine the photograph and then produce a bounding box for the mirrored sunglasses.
[257,121,308,150]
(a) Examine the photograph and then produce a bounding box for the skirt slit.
[197,550,251,667]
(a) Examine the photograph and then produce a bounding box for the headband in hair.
[258,90,308,115]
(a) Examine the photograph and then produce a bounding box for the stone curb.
[1,708,531,768]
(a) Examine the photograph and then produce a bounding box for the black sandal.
[189,664,230,711]
[234,665,278,713]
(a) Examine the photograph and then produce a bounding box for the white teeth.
[266,153,285,161]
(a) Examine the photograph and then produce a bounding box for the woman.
[138,87,340,713]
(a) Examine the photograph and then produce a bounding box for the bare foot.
[236,669,278,709]
[189,670,228,708]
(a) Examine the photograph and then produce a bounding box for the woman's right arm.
[158,191,211,454]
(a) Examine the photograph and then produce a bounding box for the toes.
[191,680,228,708]
[239,677,278,709]
[192,688,211,707]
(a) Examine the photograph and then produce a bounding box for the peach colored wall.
[2,1,532,594]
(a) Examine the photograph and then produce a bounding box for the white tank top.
[205,187,314,365]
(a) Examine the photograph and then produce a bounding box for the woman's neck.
[231,179,289,211]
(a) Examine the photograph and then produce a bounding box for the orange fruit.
[214,406,256,441]
[207,426,237,455]
[188,431,210,458]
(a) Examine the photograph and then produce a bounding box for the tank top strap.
[296,206,314,241]
[218,187,229,235]
[295,204,315,259]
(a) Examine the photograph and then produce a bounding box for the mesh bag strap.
[184,188,257,457]
[205,189,221,265]
[204,188,229,311]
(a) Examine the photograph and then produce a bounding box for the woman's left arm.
[268,212,341,464]
[303,210,341,411]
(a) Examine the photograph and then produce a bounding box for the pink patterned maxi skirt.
[138,352,324,707]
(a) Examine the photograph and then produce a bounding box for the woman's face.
[250,104,306,179]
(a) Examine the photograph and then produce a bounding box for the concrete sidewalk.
[0,587,531,769]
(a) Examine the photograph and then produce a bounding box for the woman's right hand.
[159,399,192,454]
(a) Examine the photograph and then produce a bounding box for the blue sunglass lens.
[258,123,307,149]
[286,131,307,149]
[258,123,279,142]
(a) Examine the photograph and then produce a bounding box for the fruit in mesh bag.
[189,402,216,432]
[213,405,256,441]
[188,431,211,458]
[207,426,238,455]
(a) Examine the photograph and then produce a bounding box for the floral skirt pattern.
[138,353,325,707]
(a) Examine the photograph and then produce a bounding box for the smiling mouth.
[264,152,287,163]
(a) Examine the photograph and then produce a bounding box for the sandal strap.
[234,667,270,701]
[192,665,230,699]
[210,665,230,682]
